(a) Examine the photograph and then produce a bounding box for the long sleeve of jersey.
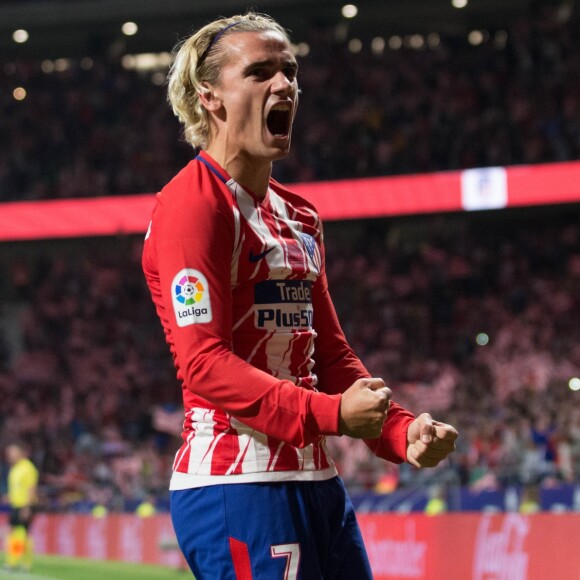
[312,251,415,464]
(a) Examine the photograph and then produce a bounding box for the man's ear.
[199,82,222,112]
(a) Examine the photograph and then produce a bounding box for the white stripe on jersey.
[173,411,195,471]
[246,332,274,365]
[268,441,285,471]
[240,428,272,474]
[298,443,316,472]
[232,305,254,332]
[186,408,220,475]
[231,205,243,286]
[170,466,338,489]
[266,191,298,276]
[231,183,290,277]
[300,206,322,238]
[276,332,300,380]
[296,333,316,385]
[225,424,252,475]
[270,191,321,276]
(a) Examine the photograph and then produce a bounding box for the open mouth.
[266,105,292,138]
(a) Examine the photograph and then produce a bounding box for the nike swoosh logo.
[249,247,275,263]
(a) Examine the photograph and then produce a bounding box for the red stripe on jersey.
[173,411,194,472]
[209,409,238,475]
[273,441,301,471]
[235,432,256,475]
[314,438,330,470]
[289,332,314,385]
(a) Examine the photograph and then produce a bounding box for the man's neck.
[205,146,272,200]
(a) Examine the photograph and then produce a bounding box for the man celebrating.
[143,11,458,578]
[4,442,38,572]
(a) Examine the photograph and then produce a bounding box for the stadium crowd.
[1,3,580,201]
[0,208,579,510]
[1,2,580,511]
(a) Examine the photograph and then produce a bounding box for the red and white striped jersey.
[142,151,415,489]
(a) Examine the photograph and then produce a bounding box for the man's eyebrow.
[242,59,298,73]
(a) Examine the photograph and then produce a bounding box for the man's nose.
[271,71,294,94]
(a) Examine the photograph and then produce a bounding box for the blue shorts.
[170,476,372,579]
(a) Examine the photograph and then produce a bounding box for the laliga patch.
[171,269,212,327]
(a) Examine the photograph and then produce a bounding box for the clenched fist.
[339,378,391,439]
[406,413,458,468]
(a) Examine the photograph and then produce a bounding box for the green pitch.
[2,554,191,579]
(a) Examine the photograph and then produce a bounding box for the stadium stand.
[1,1,579,514]
[0,206,578,510]
[1,3,580,201]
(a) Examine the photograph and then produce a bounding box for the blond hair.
[167,12,291,149]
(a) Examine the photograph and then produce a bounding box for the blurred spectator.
[519,484,541,514]
[135,493,157,518]
[1,3,580,506]
[424,485,448,516]
[0,206,578,508]
[2,5,580,201]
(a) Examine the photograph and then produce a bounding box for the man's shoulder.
[159,157,208,196]
[156,156,232,211]
[12,458,38,477]
[23,458,38,474]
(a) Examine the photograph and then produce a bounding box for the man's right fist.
[338,378,391,439]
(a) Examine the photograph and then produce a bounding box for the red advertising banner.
[357,513,580,580]
[0,161,579,241]
[0,513,184,568]
[0,194,156,241]
[1,513,580,578]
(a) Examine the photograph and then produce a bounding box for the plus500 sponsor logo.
[254,280,313,330]
[256,305,313,330]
